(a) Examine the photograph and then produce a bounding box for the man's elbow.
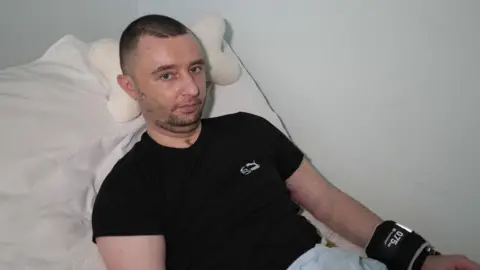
[286,159,336,220]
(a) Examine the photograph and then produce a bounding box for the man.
[91,14,479,270]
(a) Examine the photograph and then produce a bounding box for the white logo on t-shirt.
[240,161,260,175]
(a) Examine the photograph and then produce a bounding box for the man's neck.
[146,122,202,149]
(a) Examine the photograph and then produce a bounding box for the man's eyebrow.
[190,58,205,66]
[150,59,205,76]
[151,64,176,76]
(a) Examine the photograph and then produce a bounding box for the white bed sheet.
[0,35,289,270]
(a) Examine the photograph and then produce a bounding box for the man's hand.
[422,255,480,270]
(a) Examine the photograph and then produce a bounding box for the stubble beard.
[154,104,203,134]
[136,87,204,135]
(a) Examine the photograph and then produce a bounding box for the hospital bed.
[0,35,359,270]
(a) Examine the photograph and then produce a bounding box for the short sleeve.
[244,112,305,180]
[91,159,164,243]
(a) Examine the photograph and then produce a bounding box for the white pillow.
[89,13,243,123]
[0,34,287,270]
[204,42,288,134]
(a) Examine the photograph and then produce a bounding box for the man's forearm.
[310,185,383,248]
[286,159,383,248]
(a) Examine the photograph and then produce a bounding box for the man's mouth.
[178,101,202,113]
[180,103,200,108]
[179,100,202,108]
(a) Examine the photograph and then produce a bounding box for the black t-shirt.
[92,112,322,270]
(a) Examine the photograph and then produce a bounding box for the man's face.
[121,34,207,133]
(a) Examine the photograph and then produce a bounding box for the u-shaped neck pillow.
[88,13,241,122]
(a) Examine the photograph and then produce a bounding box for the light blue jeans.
[287,244,387,270]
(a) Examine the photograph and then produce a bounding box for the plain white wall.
[138,0,480,260]
[0,0,138,69]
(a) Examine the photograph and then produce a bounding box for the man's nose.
[182,73,200,96]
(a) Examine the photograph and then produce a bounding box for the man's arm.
[286,158,382,248]
[286,158,480,270]
[96,235,166,270]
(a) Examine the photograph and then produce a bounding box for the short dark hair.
[119,14,189,75]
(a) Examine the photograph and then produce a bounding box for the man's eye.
[160,73,173,80]
[190,66,203,73]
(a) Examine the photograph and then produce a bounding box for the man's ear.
[117,74,138,100]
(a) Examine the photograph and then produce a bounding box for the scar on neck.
[185,139,194,146]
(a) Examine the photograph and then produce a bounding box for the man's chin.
[170,112,202,127]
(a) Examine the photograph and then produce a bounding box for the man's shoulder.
[204,111,270,130]
[97,142,150,194]
[206,111,264,120]
[111,141,146,173]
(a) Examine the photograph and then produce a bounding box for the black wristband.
[366,220,439,270]
[411,245,430,270]
[412,246,442,270]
